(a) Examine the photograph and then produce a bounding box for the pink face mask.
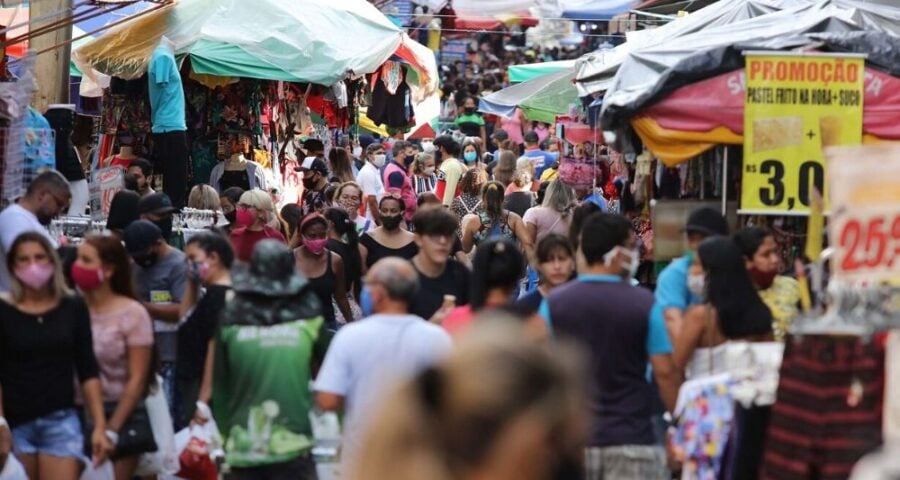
[235,207,256,227]
[303,237,328,255]
[15,262,55,290]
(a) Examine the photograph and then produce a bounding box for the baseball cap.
[137,192,176,216]
[303,138,324,152]
[523,131,539,144]
[294,157,329,174]
[684,207,729,237]
[122,220,163,255]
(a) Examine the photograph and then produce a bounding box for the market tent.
[559,0,637,21]
[509,60,576,83]
[74,0,426,88]
[0,7,93,76]
[478,69,577,124]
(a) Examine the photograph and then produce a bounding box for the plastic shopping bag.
[173,426,217,480]
[80,461,113,480]
[0,454,26,480]
[136,376,180,476]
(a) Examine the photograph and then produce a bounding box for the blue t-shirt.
[654,255,702,313]
[540,274,672,447]
[523,149,554,179]
[148,45,186,133]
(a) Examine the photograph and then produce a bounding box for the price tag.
[827,144,900,282]
[742,52,865,214]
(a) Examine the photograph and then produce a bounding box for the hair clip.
[494,241,506,253]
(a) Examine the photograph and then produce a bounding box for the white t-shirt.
[0,204,56,292]
[356,162,384,224]
[314,313,452,462]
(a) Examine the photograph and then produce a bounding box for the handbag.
[82,401,158,459]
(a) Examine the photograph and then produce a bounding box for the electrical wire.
[404,26,629,38]
[389,12,678,24]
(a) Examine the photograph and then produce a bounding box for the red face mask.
[71,262,105,291]
[235,207,255,227]
[749,266,777,289]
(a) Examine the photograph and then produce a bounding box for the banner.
[741,52,864,214]
[90,166,124,220]
[826,144,900,283]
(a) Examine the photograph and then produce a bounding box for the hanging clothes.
[760,334,885,480]
[367,62,415,130]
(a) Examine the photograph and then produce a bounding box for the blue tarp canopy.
[561,0,637,20]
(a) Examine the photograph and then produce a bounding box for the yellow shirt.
[540,167,558,183]
[758,276,801,341]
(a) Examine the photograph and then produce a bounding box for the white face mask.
[688,272,706,297]
[424,166,436,175]
[603,246,640,279]
[372,154,386,168]
[421,141,434,153]
[352,146,363,157]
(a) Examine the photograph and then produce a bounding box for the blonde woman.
[522,180,577,246]
[187,184,221,211]
[346,320,587,480]
[0,232,111,479]
[229,188,286,263]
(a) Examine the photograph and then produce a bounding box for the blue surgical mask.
[360,286,374,317]
[463,151,477,163]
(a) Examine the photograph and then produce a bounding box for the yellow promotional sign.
[742,52,864,214]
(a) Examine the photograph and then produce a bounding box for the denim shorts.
[11,408,86,462]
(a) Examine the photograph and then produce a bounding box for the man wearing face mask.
[382,140,418,224]
[432,135,465,207]
[0,171,71,292]
[654,207,729,339]
[356,143,386,226]
[540,213,681,480]
[296,157,330,216]
[123,220,189,412]
[138,192,178,245]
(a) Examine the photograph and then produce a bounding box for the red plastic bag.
[175,436,216,480]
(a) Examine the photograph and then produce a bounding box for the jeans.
[11,408,86,462]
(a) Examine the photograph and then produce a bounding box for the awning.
[478,69,577,124]
[560,0,638,21]
[509,60,577,83]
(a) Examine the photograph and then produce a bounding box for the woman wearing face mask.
[410,153,437,195]
[73,235,154,479]
[0,232,112,479]
[229,189,286,263]
[460,139,482,169]
[516,234,576,314]
[335,182,373,235]
[219,186,244,229]
[359,196,418,272]
[295,213,354,330]
[177,231,233,430]
[675,236,774,380]
[454,97,487,148]
[323,208,364,323]
[733,227,800,341]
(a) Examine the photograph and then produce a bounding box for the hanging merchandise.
[367,61,415,131]
[22,107,55,187]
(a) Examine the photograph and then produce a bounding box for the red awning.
[455,15,504,30]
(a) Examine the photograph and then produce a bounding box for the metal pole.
[721,145,729,216]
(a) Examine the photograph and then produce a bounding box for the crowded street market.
[0,0,898,479]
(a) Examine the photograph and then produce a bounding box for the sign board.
[826,144,900,282]
[89,166,124,220]
[741,52,864,214]
[651,200,739,261]
[440,40,468,66]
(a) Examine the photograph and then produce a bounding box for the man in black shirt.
[408,206,470,323]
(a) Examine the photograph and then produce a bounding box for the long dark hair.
[698,236,773,338]
[481,181,505,220]
[470,238,525,310]
[85,235,137,300]
[733,226,772,261]
[568,202,601,252]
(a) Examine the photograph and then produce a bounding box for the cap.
[685,207,729,237]
[137,192,176,215]
[294,157,329,174]
[303,138,324,152]
[523,131,539,143]
[122,220,163,255]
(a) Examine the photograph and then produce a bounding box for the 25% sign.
[826,144,900,282]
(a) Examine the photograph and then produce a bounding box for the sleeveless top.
[360,232,419,269]
[474,212,516,246]
[219,169,251,192]
[305,251,336,328]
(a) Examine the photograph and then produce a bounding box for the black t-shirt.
[410,260,470,320]
[176,285,230,382]
[515,289,544,316]
[0,295,99,427]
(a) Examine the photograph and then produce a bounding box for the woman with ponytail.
[324,207,364,323]
[461,181,531,255]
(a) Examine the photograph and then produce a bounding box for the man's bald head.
[366,258,419,305]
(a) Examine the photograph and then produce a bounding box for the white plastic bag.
[135,375,180,476]
[0,454,27,480]
[79,461,113,480]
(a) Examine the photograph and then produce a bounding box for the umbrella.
[559,0,638,20]
[478,69,577,124]
[509,60,576,83]
[74,0,413,87]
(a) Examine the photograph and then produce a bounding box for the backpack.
[475,212,516,245]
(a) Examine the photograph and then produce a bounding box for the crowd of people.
[0,110,805,479]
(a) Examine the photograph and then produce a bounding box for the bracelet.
[0,417,7,429]
[105,429,119,445]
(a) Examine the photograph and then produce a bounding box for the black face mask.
[464,107,476,114]
[303,177,318,190]
[224,210,237,225]
[37,210,55,226]
[134,251,159,269]
[381,214,403,231]
[153,217,173,242]
[403,155,415,167]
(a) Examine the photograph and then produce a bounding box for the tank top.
[305,251,336,328]
[359,232,419,269]
[474,212,516,246]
